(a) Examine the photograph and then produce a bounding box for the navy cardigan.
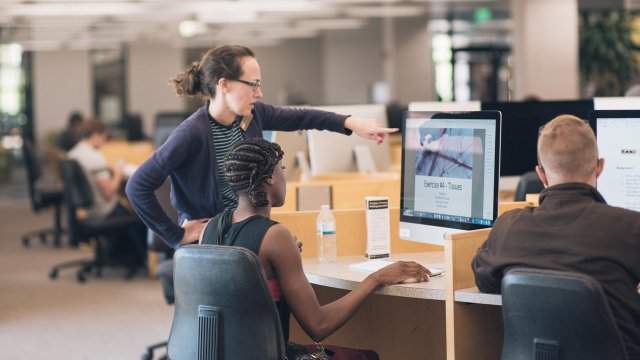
[125,101,350,248]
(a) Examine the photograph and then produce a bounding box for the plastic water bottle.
[317,204,337,263]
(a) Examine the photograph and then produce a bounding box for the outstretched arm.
[344,116,398,144]
[259,224,429,342]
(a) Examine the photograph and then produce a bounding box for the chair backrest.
[58,159,94,246]
[168,245,286,360]
[22,140,41,211]
[501,268,629,360]
[514,171,544,201]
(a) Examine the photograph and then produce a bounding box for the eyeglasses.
[232,78,262,91]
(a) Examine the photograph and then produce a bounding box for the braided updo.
[224,138,284,208]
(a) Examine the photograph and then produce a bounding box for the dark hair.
[170,45,255,98]
[224,138,284,208]
[79,118,108,139]
[68,111,83,126]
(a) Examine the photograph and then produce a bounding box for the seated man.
[472,115,640,359]
[200,138,432,359]
[68,119,146,269]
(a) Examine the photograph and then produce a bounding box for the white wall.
[322,21,384,105]
[511,0,580,100]
[127,41,185,136]
[33,50,92,146]
[393,17,434,103]
[252,38,324,105]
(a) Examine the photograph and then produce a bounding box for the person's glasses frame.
[232,78,262,91]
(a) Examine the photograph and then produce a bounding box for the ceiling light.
[179,20,207,38]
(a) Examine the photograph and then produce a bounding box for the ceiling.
[0,0,511,51]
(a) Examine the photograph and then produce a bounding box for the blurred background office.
[0,0,639,359]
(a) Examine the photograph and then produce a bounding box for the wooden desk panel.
[100,140,153,167]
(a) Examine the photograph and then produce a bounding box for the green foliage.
[579,10,640,96]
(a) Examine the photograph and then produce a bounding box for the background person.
[126,44,398,249]
[200,138,432,358]
[69,119,147,270]
[56,111,83,151]
[472,115,640,359]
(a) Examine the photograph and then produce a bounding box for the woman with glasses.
[126,44,397,249]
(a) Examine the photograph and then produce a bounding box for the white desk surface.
[454,287,502,306]
[301,252,446,301]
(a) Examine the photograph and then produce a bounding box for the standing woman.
[126,45,397,249]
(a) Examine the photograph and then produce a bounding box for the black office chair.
[514,171,544,201]
[49,159,144,283]
[168,245,286,360]
[21,140,65,247]
[501,268,629,360]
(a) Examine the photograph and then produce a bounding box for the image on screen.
[590,110,640,212]
[400,111,501,245]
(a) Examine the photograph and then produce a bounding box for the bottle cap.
[320,204,330,211]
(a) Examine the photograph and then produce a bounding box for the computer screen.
[399,111,501,245]
[272,130,310,182]
[307,104,390,175]
[481,100,594,176]
[589,110,640,212]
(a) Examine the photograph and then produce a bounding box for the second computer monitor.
[399,111,501,245]
[590,110,640,212]
[307,104,390,175]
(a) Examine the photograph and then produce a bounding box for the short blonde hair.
[537,114,598,182]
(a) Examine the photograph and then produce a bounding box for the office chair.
[49,159,144,283]
[513,170,544,201]
[501,268,629,360]
[21,140,65,247]
[168,245,286,360]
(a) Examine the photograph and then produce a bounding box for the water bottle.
[316,204,337,263]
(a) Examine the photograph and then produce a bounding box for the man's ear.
[536,164,549,188]
[595,157,605,178]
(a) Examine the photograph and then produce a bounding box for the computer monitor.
[594,97,640,110]
[307,104,390,175]
[272,130,311,182]
[589,110,640,212]
[153,112,189,149]
[399,111,501,246]
[481,100,594,176]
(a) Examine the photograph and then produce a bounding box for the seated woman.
[200,138,432,359]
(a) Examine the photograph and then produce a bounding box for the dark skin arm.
[258,224,431,342]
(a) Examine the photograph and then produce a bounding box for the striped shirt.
[209,116,243,210]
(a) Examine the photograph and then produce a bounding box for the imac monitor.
[272,130,310,182]
[400,111,501,245]
[589,110,640,212]
[307,104,390,175]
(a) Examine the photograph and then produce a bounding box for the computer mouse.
[401,277,420,284]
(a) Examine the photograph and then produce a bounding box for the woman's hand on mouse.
[369,261,432,286]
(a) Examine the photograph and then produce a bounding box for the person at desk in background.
[472,115,640,359]
[56,111,83,151]
[200,138,432,359]
[126,44,397,250]
[69,119,147,269]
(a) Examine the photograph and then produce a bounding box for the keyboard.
[349,259,444,276]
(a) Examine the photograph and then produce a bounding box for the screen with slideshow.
[400,111,501,234]
[591,110,640,212]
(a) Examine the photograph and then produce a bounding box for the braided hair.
[224,138,284,208]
